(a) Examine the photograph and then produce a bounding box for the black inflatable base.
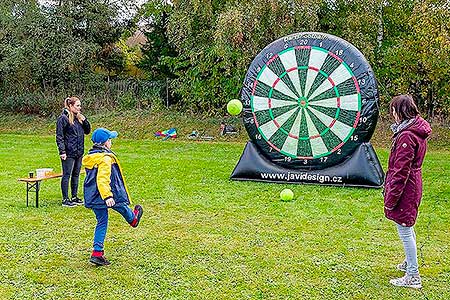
[230,141,384,188]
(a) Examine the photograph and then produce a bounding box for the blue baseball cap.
[91,128,118,144]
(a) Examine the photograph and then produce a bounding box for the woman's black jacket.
[56,109,91,158]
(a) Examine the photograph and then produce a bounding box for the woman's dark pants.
[60,156,82,200]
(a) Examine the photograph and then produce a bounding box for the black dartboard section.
[241,32,379,170]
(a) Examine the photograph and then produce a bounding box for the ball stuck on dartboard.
[227,99,243,116]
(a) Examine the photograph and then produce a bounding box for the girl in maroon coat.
[384,95,431,289]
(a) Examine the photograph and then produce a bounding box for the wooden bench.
[18,170,84,207]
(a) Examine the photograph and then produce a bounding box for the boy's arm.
[97,155,113,201]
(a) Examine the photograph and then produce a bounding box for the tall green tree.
[139,0,177,80]
[381,0,450,117]
[0,0,131,111]
[3,0,450,116]
[160,0,321,113]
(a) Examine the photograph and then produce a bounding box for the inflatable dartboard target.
[241,32,379,170]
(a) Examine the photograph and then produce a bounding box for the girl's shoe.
[397,260,407,272]
[390,274,422,289]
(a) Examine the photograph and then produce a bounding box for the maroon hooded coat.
[384,116,432,227]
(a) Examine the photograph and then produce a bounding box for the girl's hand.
[60,154,67,160]
[77,113,86,122]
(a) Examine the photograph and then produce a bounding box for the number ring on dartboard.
[250,45,361,159]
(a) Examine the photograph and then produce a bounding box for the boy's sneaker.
[397,260,407,272]
[89,255,111,266]
[62,198,76,207]
[89,250,110,266]
[130,205,143,228]
[390,274,422,289]
[71,196,83,205]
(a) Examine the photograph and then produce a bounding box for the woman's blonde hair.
[64,96,80,125]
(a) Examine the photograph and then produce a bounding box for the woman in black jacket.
[56,97,91,207]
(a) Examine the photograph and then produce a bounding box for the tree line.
[1,0,449,118]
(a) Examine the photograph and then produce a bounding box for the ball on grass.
[280,188,294,201]
[227,99,243,116]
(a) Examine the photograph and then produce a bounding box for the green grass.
[0,132,449,300]
[1,109,449,151]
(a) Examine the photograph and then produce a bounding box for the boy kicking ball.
[82,128,143,266]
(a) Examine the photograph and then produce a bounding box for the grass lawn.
[0,132,449,299]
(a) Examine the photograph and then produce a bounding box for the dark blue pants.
[92,206,134,251]
[60,156,82,199]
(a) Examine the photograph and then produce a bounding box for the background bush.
[1,0,450,119]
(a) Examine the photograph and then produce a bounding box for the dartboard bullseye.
[241,33,379,169]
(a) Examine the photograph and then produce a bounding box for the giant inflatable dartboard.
[241,32,379,170]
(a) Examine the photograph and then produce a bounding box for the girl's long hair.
[390,94,419,122]
[64,97,79,125]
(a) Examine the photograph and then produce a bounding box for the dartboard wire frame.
[250,45,362,160]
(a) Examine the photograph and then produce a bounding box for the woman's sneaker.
[71,196,84,205]
[397,261,407,272]
[390,274,422,289]
[62,198,76,207]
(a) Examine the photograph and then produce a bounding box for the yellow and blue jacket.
[82,146,131,209]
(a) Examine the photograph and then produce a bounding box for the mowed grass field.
[0,133,449,299]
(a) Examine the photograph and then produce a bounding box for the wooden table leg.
[35,181,40,208]
[26,182,29,207]
[25,181,41,208]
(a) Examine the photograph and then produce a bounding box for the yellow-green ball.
[227,99,243,116]
[280,188,294,201]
